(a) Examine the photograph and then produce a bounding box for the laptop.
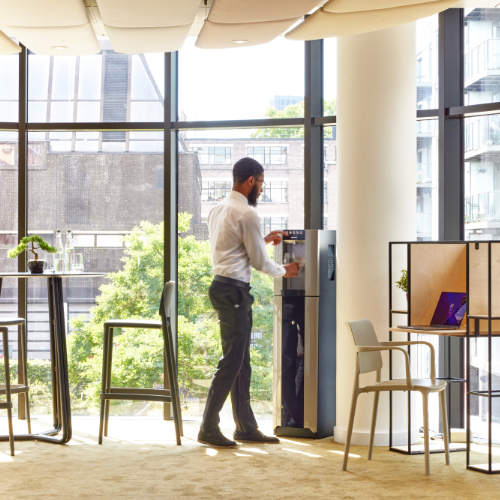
[398,292,467,331]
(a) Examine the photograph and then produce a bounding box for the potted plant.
[395,269,408,300]
[8,235,57,274]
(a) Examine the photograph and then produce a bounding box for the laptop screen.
[430,292,467,327]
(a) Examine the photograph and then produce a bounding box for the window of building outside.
[261,181,288,203]
[202,180,232,202]
[464,8,500,106]
[178,126,304,420]
[247,146,287,165]
[195,146,232,165]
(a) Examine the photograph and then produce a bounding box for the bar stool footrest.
[100,392,172,403]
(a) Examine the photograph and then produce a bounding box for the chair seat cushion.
[363,378,446,393]
[104,319,162,329]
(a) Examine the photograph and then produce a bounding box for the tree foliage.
[251,99,337,139]
[67,215,274,409]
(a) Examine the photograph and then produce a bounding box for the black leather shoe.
[233,429,280,444]
[198,430,237,448]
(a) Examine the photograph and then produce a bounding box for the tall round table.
[0,272,106,444]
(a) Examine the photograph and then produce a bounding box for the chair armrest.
[379,341,436,380]
[356,346,412,390]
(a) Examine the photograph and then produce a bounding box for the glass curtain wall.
[1,47,165,417]
[179,38,304,122]
[178,126,304,420]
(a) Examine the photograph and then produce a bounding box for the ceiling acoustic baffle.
[0,0,100,55]
[195,0,322,49]
[96,0,200,54]
[285,0,459,40]
[0,29,20,54]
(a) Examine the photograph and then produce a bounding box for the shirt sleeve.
[240,209,286,278]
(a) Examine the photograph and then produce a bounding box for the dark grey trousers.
[200,280,258,433]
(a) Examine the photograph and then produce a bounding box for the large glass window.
[0,54,19,122]
[178,127,304,421]
[464,114,500,240]
[417,120,438,240]
[179,38,304,121]
[323,38,337,116]
[23,132,164,415]
[324,126,337,230]
[28,49,164,124]
[417,15,438,110]
[464,8,500,106]
[0,132,18,363]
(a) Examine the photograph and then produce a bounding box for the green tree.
[67,215,275,410]
[251,99,336,139]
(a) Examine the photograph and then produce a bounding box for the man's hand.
[283,262,299,278]
[264,230,288,246]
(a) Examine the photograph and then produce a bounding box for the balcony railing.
[417,120,435,135]
[417,61,433,85]
[465,191,500,223]
[465,38,500,82]
[417,212,432,235]
[465,115,500,153]
[417,162,432,184]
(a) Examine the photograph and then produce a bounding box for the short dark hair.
[233,157,264,185]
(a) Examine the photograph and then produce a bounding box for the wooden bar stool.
[0,318,32,456]
[98,281,183,445]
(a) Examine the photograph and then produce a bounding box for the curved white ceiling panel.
[0,29,20,54]
[106,24,191,54]
[285,0,458,40]
[325,0,441,13]
[96,0,200,28]
[196,18,300,49]
[1,23,100,55]
[0,0,88,27]
[208,0,322,24]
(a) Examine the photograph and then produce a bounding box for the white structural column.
[335,23,417,446]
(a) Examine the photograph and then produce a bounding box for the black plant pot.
[27,260,47,274]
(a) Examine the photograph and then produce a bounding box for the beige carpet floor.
[0,416,499,499]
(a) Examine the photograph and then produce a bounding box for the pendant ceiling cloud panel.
[0,0,99,55]
[196,18,300,49]
[325,0,442,12]
[96,0,199,54]
[196,0,322,49]
[285,0,458,41]
[0,29,20,54]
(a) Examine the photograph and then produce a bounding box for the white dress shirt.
[208,190,286,283]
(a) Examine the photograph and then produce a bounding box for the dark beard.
[248,183,259,207]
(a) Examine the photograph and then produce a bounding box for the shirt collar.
[228,190,248,205]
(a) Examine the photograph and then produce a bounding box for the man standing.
[198,157,299,448]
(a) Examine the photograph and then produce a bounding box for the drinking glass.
[55,258,65,273]
[283,252,295,265]
[74,254,84,273]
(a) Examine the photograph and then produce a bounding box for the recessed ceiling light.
[232,40,248,44]
[52,46,67,50]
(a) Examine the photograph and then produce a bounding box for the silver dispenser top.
[274,230,320,297]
